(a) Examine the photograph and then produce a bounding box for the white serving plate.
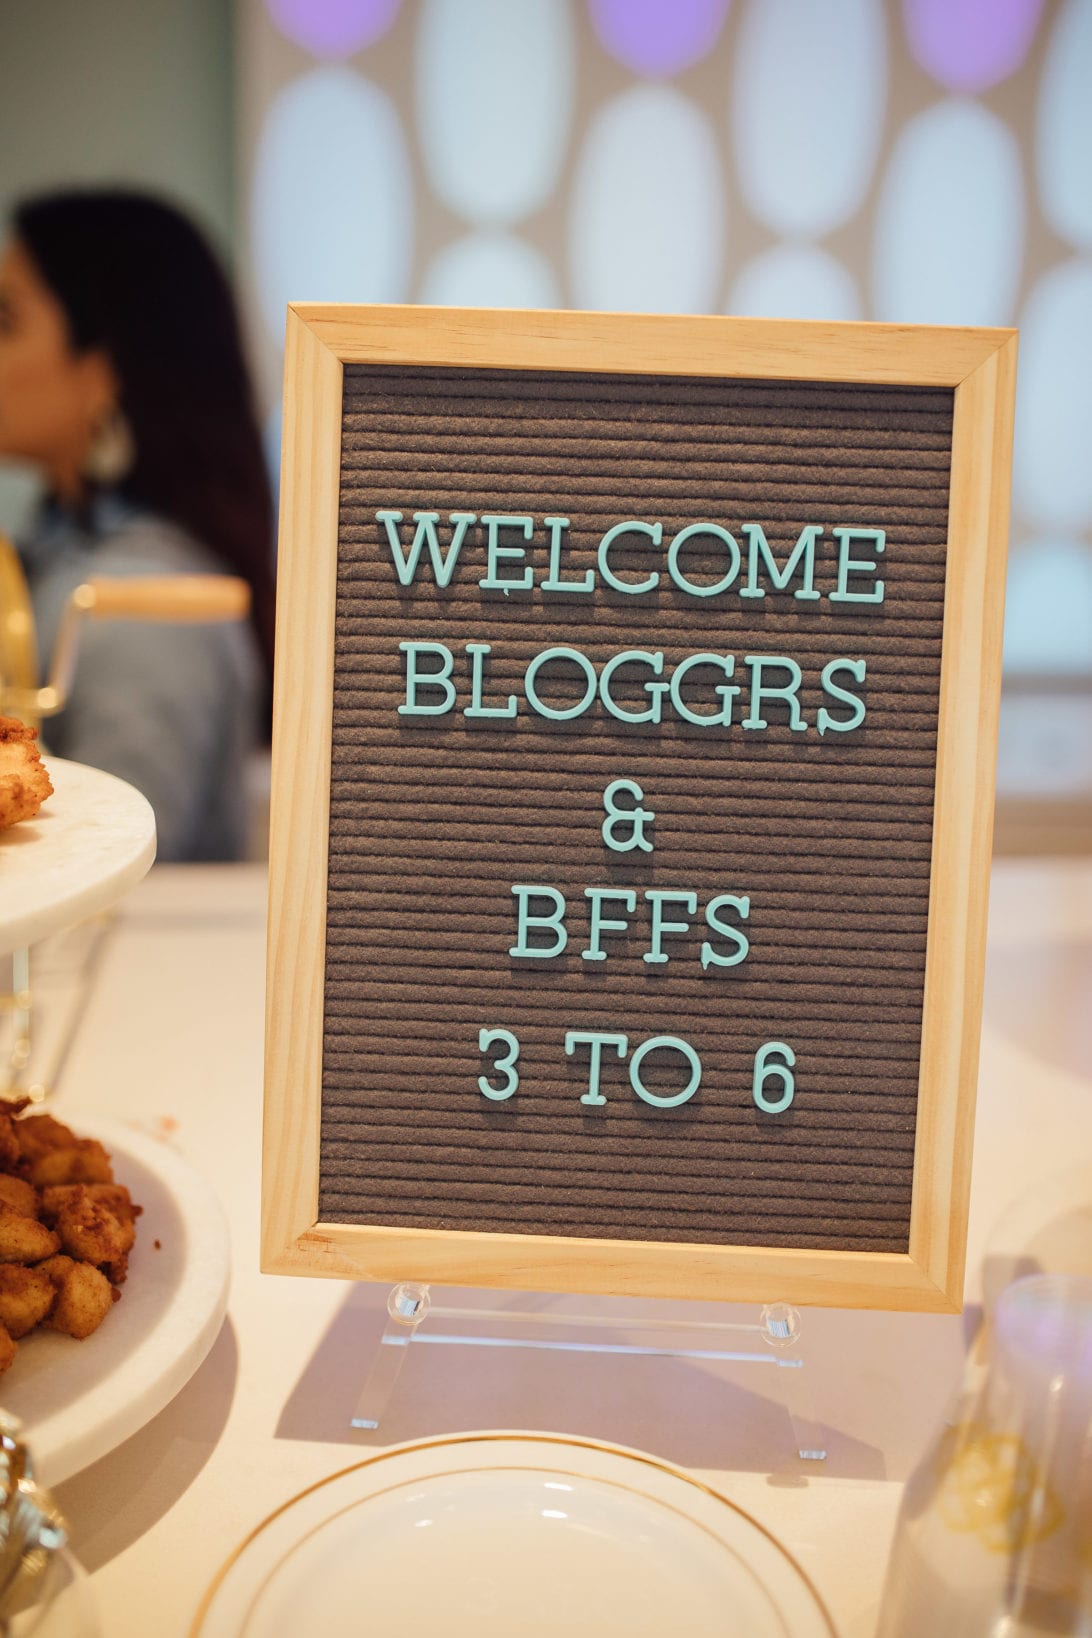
[0,759,156,957]
[194,1432,835,1638]
[0,1116,230,1486]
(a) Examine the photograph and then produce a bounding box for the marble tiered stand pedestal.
[1,759,156,960]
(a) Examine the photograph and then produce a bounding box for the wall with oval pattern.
[238,0,1092,801]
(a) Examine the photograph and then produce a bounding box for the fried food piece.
[38,1254,75,1286]
[0,717,53,831]
[0,1115,21,1173]
[105,1251,130,1287]
[40,1183,139,1225]
[0,1114,141,1351]
[28,1139,114,1188]
[0,1267,56,1339]
[0,1207,59,1263]
[0,1176,39,1217]
[54,1189,135,1276]
[45,1262,113,1341]
[14,1113,78,1164]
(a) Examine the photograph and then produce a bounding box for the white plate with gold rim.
[192,1432,835,1638]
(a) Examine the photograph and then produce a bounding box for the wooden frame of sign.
[262,304,1016,1313]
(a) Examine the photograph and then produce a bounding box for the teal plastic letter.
[478,1027,520,1101]
[753,1041,795,1113]
[629,1035,702,1108]
[668,653,740,726]
[643,890,698,965]
[597,521,662,595]
[817,658,867,736]
[739,523,822,601]
[566,1030,628,1106]
[465,642,518,719]
[542,516,593,595]
[742,656,808,732]
[398,641,457,716]
[599,650,669,724]
[583,888,637,961]
[667,524,741,597]
[481,514,535,592]
[524,646,598,721]
[701,894,751,969]
[601,779,655,854]
[829,528,885,604]
[377,510,475,588]
[510,885,568,958]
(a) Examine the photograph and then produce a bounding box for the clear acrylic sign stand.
[352,1283,828,1460]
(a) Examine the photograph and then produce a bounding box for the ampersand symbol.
[601,778,655,854]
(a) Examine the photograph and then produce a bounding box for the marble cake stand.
[0,768,228,1490]
[0,758,156,958]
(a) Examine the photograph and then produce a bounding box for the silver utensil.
[0,1412,66,1630]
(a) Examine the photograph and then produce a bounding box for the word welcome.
[378,511,886,604]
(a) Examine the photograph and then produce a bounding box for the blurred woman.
[0,189,275,860]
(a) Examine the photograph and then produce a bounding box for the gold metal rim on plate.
[189,1429,837,1637]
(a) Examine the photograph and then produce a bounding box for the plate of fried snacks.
[0,1099,229,1486]
[0,741,156,957]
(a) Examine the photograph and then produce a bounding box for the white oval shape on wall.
[1014,257,1092,532]
[1037,0,1092,249]
[731,0,887,237]
[569,85,724,314]
[873,98,1023,326]
[729,244,861,322]
[251,67,413,344]
[416,0,574,225]
[420,232,560,308]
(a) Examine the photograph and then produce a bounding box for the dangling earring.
[84,404,134,486]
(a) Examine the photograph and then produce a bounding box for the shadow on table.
[53,1317,238,1571]
[273,1284,968,1483]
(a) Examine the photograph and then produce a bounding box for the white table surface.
[34,859,1092,1638]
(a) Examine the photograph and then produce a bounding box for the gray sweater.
[19,495,262,862]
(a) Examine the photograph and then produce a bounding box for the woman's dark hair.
[14,188,275,690]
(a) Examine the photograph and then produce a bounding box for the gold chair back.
[0,531,250,732]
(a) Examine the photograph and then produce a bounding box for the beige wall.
[0,0,236,532]
[1,0,234,252]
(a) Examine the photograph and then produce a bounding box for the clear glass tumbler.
[877,1273,1092,1637]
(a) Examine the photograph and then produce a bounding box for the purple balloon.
[589,0,730,77]
[266,0,401,59]
[902,0,1045,92]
